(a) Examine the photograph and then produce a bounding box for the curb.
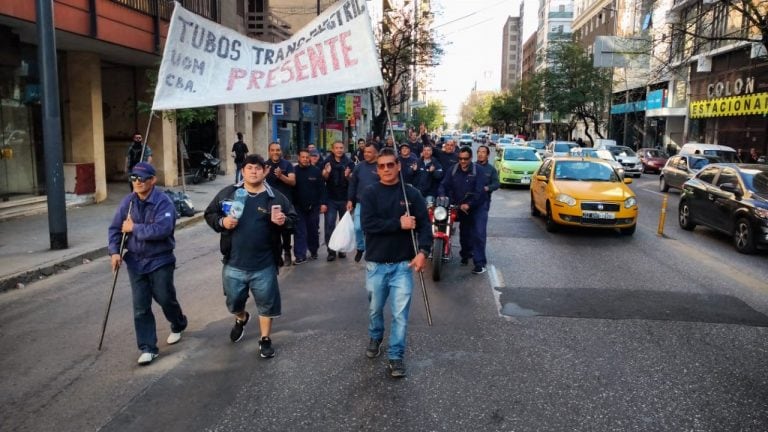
[0,213,206,294]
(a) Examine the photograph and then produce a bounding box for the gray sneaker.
[388,359,406,378]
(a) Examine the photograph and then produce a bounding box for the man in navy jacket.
[108,162,188,366]
[347,143,380,262]
[293,149,327,264]
[438,146,487,274]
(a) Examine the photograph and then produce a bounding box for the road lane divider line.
[488,264,508,318]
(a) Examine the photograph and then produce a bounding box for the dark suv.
[660,154,721,192]
[678,164,768,253]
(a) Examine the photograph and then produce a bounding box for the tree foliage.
[669,0,768,59]
[536,42,612,142]
[488,90,523,134]
[458,91,493,128]
[411,101,445,132]
[372,8,443,138]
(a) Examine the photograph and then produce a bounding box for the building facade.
[500,16,522,92]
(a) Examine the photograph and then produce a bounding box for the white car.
[606,146,643,177]
[458,134,474,147]
[570,147,625,178]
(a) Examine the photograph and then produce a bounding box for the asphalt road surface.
[1,172,767,431]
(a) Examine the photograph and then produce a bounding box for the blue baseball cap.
[130,162,156,177]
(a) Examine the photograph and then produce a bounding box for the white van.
[679,143,737,162]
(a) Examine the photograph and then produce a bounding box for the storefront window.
[0,44,41,202]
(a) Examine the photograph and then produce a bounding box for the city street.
[2,173,767,431]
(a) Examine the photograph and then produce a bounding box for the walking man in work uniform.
[438,146,486,274]
[108,162,187,366]
[360,147,431,378]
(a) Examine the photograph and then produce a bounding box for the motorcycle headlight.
[434,206,448,221]
[555,193,576,206]
[624,197,637,208]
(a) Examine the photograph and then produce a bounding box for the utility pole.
[36,0,68,249]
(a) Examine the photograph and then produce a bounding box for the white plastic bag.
[328,211,356,253]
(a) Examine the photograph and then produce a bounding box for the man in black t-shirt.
[360,148,431,378]
[231,132,249,183]
[204,154,297,359]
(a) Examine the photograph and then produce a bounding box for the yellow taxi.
[530,157,638,235]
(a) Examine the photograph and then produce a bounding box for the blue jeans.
[294,206,320,259]
[353,203,365,251]
[366,261,413,360]
[324,200,347,250]
[128,263,187,354]
[222,264,281,317]
[235,163,244,183]
[472,204,489,267]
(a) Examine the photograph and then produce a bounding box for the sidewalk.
[0,177,233,292]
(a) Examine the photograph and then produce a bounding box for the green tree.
[373,8,443,138]
[488,91,523,134]
[411,101,445,131]
[540,42,612,143]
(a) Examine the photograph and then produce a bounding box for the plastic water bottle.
[231,188,248,219]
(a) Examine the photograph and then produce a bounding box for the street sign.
[272,103,284,115]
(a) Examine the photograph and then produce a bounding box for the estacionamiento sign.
[689,93,768,118]
[152,0,384,110]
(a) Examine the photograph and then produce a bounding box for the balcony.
[110,0,219,22]
[245,11,292,42]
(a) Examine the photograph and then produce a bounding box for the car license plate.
[521,176,530,185]
[583,211,615,220]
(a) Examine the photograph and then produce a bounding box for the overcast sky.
[431,0,538,126]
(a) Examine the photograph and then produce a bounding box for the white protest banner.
[152,0,384,110]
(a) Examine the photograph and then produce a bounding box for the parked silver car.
[659,154,721,192]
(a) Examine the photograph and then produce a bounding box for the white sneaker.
[137,352,158,365]
[166,332,182,345]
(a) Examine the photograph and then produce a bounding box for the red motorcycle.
[427,196,458,281]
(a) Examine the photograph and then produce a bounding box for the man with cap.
[108,162,188,366]
[125,132,152,191]
[398,142,419,185]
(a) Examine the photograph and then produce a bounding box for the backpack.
[164,190,195,217]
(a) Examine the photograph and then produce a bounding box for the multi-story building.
[521,33,538,83]
[533,0,574,138]
[500,15,522,92]
[0,1,270,214]
[669,0,767,154]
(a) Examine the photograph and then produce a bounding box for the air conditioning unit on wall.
[751,42,767,59]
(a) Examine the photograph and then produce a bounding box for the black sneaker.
[283,252,292,266]
[338,252,346,259]
[388,359,406,378]
[365,338,382,358]
[472,266,487,274]
[259,336,275,358]
[327,251,336,262]
[294,257,307,265]
[309,253,318,260]
[230,312,250,343]
[460,257,469,265]
[354,249,364,262]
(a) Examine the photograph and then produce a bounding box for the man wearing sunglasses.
[359,148,431,378]
[438,146,487,274]
[108,162,188,366]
